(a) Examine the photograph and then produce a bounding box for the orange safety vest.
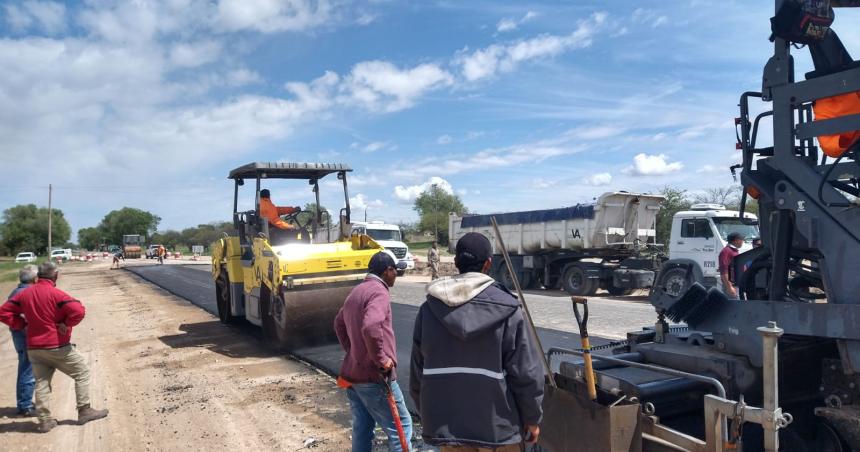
[814,91,860,158]
[259,197,298,230]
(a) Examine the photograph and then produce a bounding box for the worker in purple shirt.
[334,251,411,452]
[718,232,745,299]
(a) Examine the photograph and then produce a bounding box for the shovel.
[571,296,597,401]
[382,373,410,451]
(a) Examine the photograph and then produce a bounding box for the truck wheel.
[607,285,634,296]
[659,267,690,298]
[562,264,596,296]
[215,271,235,324]
[499,268,532,291]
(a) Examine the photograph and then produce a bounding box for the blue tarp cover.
[460,204,596,228]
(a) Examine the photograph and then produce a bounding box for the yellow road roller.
[211,162,383,350]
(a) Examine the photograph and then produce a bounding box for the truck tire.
[658,267,691,298]
[499,268,534,291]
[215,270,235,324]
[562,264,597,296]
[260,285,289,352]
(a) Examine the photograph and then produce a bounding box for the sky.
[2,0,860,239]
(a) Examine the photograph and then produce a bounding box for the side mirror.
[237,178,244,186]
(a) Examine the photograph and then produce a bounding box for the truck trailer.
[448,191,664,296]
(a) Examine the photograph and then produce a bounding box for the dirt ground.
[0,261,355,451]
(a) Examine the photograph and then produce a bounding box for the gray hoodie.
[410,272,544,448]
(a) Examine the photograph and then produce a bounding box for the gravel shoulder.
[0,261,352,451]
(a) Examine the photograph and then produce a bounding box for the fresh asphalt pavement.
[127,264,659,412]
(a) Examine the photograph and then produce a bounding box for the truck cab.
[660,204,759,295]
[350,221,414,275]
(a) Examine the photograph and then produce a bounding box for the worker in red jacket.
[0,262,108,433]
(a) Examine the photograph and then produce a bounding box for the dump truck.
[122,234,143,258]
[537,3,860,450]
[211,162,383,350]
[448,192,664,295]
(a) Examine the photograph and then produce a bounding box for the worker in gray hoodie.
[410,232,544,451]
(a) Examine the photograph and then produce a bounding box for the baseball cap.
[455,232,492,267]
[368,251,407,275]
[260,189,271,198]
[727,232,745,242]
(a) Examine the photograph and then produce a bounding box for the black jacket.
[410,272,544,447]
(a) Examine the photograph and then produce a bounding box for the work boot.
[37,418,58,433]
[77,405,109,425]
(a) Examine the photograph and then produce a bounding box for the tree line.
[2,184,748,256]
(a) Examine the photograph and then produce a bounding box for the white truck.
[448,192,665,296]
[50,248,73,261]
[655,203,759,297]
[350,221,415,275]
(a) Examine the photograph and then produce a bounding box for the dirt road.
[0,262,353,450]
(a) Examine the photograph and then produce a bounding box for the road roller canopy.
[228,162,352,181]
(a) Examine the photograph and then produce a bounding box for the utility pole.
[432,183,438,242]
[47,184,52,257]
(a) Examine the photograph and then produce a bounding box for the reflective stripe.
[422,366,505,380]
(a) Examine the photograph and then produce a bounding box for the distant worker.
[6,265,37,417]
[427,242,440,281]
[719,232,745,299]
[111,250,124,269]
[410,232,544,451]
[157,245,166,265]
[0,262,108,433]
[334,251,411,452]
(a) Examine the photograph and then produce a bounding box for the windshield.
[713,217,760,242]
[51,251,63,255]
[16,253,31,258]
[366,229,402,242]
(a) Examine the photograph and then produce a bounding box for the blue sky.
[2,1,859,238]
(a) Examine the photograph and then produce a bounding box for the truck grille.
[389,247,407,258]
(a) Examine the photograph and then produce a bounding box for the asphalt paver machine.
[539,2,860,450]
[211,162,383,350]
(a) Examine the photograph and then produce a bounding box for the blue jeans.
[10,329,35,412]
[346,380,412,452]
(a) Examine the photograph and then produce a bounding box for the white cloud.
[226,68,263,86]
[216,0,332,33]
[343,60,454,112]
[632,8,668,28]
[696,164,725,174]
[496,10,539,33]
[436,134,453,145]
[394,177,454,203]
[459,12,606,81]
[350,140,393,153]
[497,18,517,33]
[531,178,557,189]
[4,1,66,34]
[622,153,684,176]
[350,193,385,211]
[169,40,222,68]
[356,12,376,26]
[585,172,612,186]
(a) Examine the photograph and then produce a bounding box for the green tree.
[98,207,160,245]
[151,230,182,249]
[179,222,232,250]
[0,204,71,255]
[77,227,103,250]
[413,186,467,245]
[656,187,692,249]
